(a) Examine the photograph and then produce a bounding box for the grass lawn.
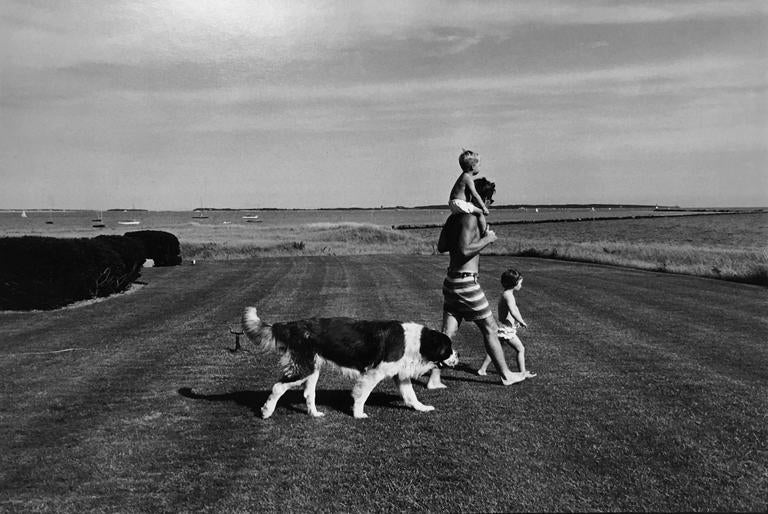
[1,255,766,512]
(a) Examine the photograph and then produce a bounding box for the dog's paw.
[309,411,326,418]
[353,412,369,419]
[261,404,275,419]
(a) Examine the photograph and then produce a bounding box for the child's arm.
[503,292,527,327]
[464,175,489,215]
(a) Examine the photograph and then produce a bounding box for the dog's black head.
[419,327,458,367]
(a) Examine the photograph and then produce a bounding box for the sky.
[1,0,766,210]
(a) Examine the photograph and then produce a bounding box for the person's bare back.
[449,172,474,203]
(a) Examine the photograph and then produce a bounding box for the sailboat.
[118,203,141,225]
[92,210,105,228]
[20,210,27,218]
[193,197,209,219]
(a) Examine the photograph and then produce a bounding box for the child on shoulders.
[449,149,489,236]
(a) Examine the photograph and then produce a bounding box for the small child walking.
[478,268,536,378]
[449,149,489,235]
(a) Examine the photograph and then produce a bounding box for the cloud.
[155,54,763,108]
[1,0,765,208]
[2,0,764,70]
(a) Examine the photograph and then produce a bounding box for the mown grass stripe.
[1,255,765,511]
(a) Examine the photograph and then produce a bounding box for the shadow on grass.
[178,387,408,417]
[438,363,495,384]
[178,387,269,415]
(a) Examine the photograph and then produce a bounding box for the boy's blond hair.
[459,149,479,172]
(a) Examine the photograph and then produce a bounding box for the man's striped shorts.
[442,272,492,322]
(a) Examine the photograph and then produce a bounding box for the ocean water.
[1,208,764,250]
[0,206,675,232]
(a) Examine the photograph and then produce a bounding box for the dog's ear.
[419,328,453,361]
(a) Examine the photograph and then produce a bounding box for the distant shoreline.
[2,205,765,213]
[393,209,766,230]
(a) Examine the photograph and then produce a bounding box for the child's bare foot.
[501,372,526,385]
[477,368,488,376]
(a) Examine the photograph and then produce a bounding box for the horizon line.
[2,204,767,212]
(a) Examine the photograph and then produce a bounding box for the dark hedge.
[0,235,148,311]
[123,230,182,266]
[93,235,146,279]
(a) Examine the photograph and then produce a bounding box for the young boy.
[449,149,489,236]
[478,268,536,379]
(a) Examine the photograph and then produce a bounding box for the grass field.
[1,255,766,512]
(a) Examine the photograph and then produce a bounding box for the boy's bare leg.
[428,311,460,389]
[475,317,525,385]
[506,335,527,374]
[504,336,536,378]
[476,211,488,236]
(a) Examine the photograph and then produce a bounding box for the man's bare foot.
[477,368,488,376]
[501,372,526,385]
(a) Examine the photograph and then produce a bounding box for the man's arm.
[454,214,496,258]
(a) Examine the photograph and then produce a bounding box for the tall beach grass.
[180,222,433,260]
[487,238,768,286]
[180,220,767,286]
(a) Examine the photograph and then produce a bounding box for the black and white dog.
[242,307,458,419]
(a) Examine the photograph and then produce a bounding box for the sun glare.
[165,0,298,38]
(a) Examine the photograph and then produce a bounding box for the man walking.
[428,177,525,387]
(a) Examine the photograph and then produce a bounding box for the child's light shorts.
[449,198,475,215]
[497,323,519,340]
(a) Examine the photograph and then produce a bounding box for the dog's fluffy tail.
[241,307,278,352]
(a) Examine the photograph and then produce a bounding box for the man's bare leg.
[475,316,525,385]
[428,311,461,389]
